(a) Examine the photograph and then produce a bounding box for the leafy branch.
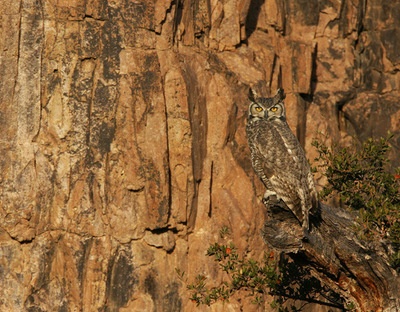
[312,134,400,268]
[179,233,349,311]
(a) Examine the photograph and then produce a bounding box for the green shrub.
[179,233,348,310]
[312,134,400,267]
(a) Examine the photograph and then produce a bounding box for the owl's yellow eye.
[255,106,263,112]
[270,106,278,112]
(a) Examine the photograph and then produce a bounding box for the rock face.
[0,0,399,311]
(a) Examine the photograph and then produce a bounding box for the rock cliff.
[0,0,399,311]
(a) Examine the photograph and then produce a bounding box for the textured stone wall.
[0,0,399,311]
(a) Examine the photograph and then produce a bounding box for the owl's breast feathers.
[248,119,304,170]
[247,118,318,225]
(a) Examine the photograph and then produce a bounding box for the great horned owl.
[246,88,318,230]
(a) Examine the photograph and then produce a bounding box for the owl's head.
[248,88,286,122]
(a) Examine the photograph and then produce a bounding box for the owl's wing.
[306,170,319,213]
[276,123,319,223]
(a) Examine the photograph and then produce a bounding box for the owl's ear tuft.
[249,88,258,102]
[274,88,286,103]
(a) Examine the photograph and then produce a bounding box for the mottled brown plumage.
[246,88,318,230]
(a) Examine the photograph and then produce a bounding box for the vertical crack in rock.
[161,77,173,225]
[182,62,208,231]
[208,161,213,218]
[104,247,136,311]
[245,0,265,38]
[17,0,43,142]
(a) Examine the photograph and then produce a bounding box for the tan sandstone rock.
[0,0,399,311]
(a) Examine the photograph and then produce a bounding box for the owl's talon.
[262,197,275,206]
[263,190,277,199]
[262,190,280,206]
[264,190,280,200]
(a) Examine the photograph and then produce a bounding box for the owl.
[246,88,318,230]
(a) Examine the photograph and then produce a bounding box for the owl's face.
[248,88,286,122]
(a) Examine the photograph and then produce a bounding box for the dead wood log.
[261,200,400,311]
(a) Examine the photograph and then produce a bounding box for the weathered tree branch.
[261,200,400,311]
